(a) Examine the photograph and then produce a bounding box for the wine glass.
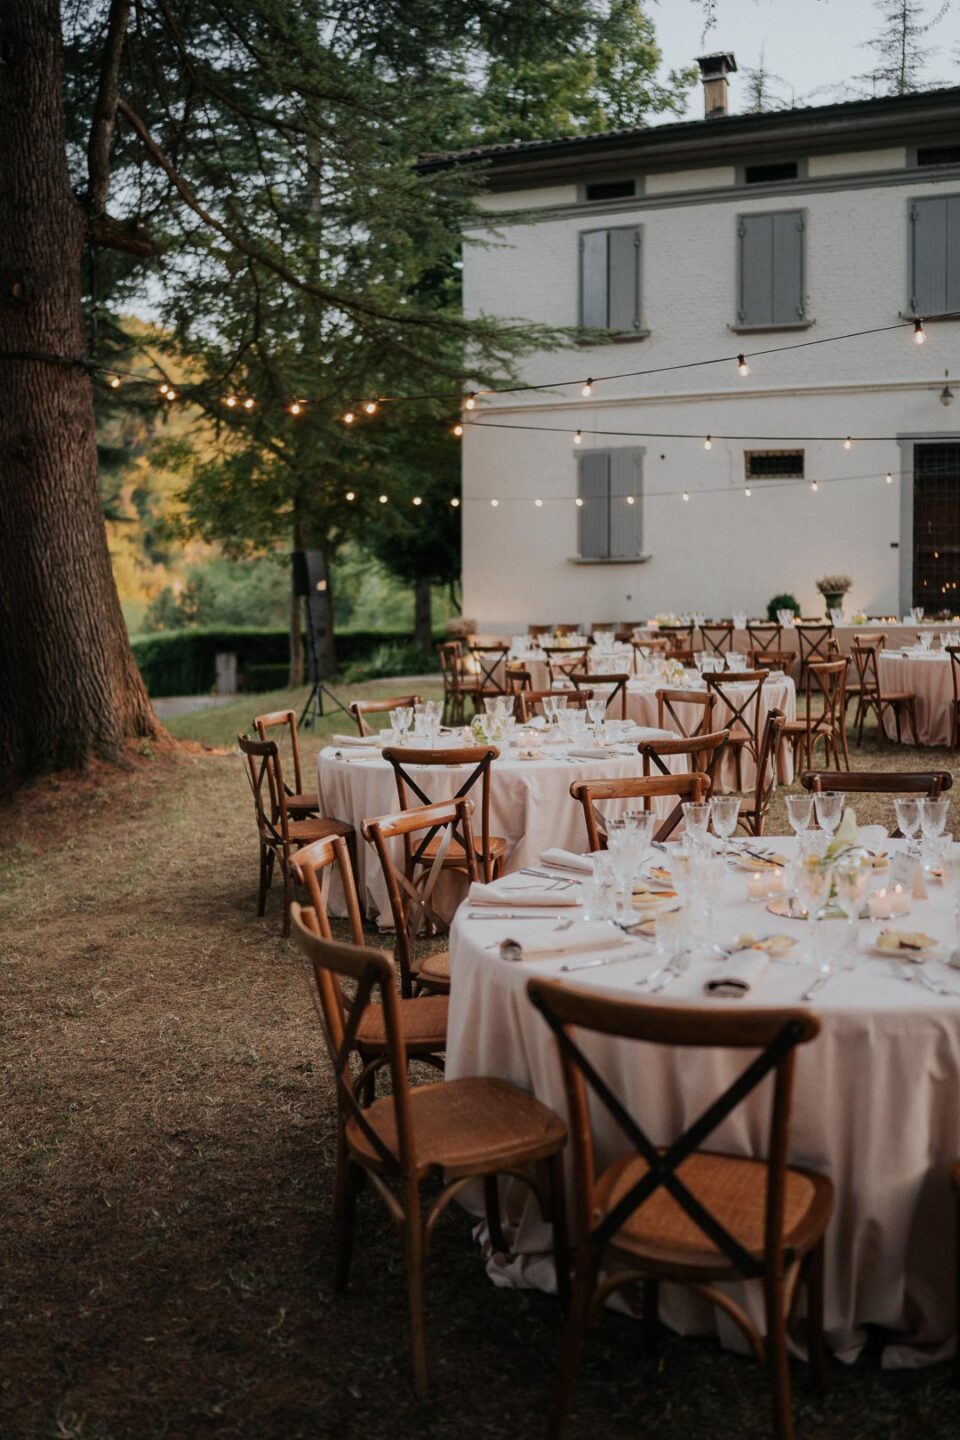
[681,801,712,848]
[709,795,740,859]
[813,791,844,845]
[694,651,707,679]
[390,706,413,743]
[541,695,557,728]
[920,797,949,843]
[893,797,921,855]
[785,793,814,838]
[586,697,606,736]
[833,853,869,968]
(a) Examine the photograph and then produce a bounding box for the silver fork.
[648,950,691,993]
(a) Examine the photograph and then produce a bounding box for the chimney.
[696,52,737,119]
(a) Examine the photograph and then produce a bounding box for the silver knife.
[561,949,644,973]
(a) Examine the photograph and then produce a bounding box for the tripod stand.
[298,598,352,729]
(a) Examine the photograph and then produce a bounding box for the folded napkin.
[566,746,628,760]
[500,922,630,961]
[468,880,580,908]
[705,949,770,998]
[329,745,380,761]
[331,732,381,747]
[540,848,595,874]
[857,825,889,854]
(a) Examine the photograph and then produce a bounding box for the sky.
[647,0,960,122]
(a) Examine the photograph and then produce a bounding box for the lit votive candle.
[868,888,890,920]
[747,871,767,901]
[891,882,909,915]
[766,867,785,896]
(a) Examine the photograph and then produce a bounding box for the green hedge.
[130,627,439,697]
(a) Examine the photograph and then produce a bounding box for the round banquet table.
[501,645,634,692]
[316,728,677,924]
[877,652,956,748]
[445,836,960,1366]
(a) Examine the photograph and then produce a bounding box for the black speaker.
[292,548,328,597]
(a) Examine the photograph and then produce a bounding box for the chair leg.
[805,1238,828,1396]
[257,842,270,916]
[483,1173,507,1256]
[764,1273,795,1440]
[909,700,920,748]
[548,1257,594,1440]
[404,1188,430,1399]
[333,1148,359,1293]
[545,1151,570,1308]
[642,1278,660,1356]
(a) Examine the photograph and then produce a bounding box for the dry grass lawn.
[2,678,959,1439]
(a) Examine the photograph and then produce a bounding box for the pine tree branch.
[86,0,131,214]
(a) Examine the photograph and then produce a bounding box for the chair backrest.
[254,709,304,795]
[570,772,709,851]
[796,623,834,670]
[705,671,768,751]
[659,624,694,651]
[526,978,819,1285]
[290,905,413,1179]
[850,642,880,698]
[349,694,422,738]
[656,686,715,740]
[292,833,364,945]
[437,641,462,683]
[948,647,960,705]
[543,646,590,685]
[666,647,697,666]
[569,671,628,719]
[528,624,552,638]
[748,649,793,673]
[468,644,509,693]
[749,708,786,826]
[803,658,847,738]
[238,733,290,849]
[360,798,478,993]
[381,746,498,881]
[504,663,533,694]
[699,622,734,655]
[516,689,592,723]
[746,622,782,652]
[800,768,952,833]
[856,632,887,649]
[635,729,730,838]
[634,636,670,655]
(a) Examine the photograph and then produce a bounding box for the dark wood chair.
[254,708,319,817]
[544,645,590,686]
[516,689,592,723]
[953,1161,960,1388]
[437,641,474,725]
[656,687,715,741]
[349,693,422,738]
[699,622,734,656]
[800,768,953,834]
[749,649,795,674]
[290,905,568,1399]
[746,621,783,656]
[554,624,582,638]
[737,709,786,838]
[527,979,832,1440]
[795,624,834,687]
[949,647,960,749]
[569,670,629,719]
[238,734,353,936]
[782,659,848,772]
[634,731,730,840]
[381,745,505,885]
[570,772,710,851]
[658,624,694,651]
[705,670,769,791]
[292,833,448,1070]
[849,643,918,748]
[504,662,533,695]
[467,643,510,705]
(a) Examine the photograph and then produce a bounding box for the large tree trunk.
[0,0,161,790]
[413,576,433,656]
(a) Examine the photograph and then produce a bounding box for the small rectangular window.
[744,161,798,185]
[745,450,805,479]
[585,179,636,202]
[917,146,960,167]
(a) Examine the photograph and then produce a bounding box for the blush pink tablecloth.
[877,653,957,747]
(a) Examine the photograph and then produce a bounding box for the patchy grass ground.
[2,682,959,1440]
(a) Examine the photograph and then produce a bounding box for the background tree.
[859,0,950,94]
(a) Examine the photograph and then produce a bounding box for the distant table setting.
[878,642,959,747]
[446,799,960,1365]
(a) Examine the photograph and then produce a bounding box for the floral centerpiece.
[649,611,678,628]
[815,575,852,616]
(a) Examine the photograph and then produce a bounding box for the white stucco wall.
[459,167,960,629]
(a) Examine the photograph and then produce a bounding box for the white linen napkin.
[500,921,630,961]
[328,744,380,761]
[857,824,889,852]
[540,848,595,873]
[468,880,580,908]
[331,732,381,747]
[566,746,627,760]
[704,949,770,998]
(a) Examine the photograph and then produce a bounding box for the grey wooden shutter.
[910,195,960,316]
[738,212,804,326]
[608,227,641,332]
[608,449,643,558]
[580,230,609,328]
[577,452,610,558]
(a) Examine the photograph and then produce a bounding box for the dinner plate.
[871,929,939,958]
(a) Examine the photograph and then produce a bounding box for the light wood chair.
[292,834,448,1070]
[736,709,786,838]
[437,641,474,725]
[659,624,694,651]
[361,797,479,997]
[504,662,533,695]
[634,731,730,840]
[516,689,592,724]
[948,647,960,749]
[254,709,319,817]
[749,649,795,675]
[849,643,918,748]
[381,745,505,885]
[795,624,834,687]
[633,636,671,658]
[705,670,769,791]
[348,694,422,738]
[570,772,710,851]
[544,645,590,686]
[527,980,832,1440]
[699,622,734,655]
[238,734,353,936]
[569,670,629,719]
[782,659,848,772]
[290,906,568,1399]
[656,687,715,740]
[800,769,953,834]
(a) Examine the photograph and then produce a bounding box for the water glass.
[709,795,740,858]
[390,706,413,742]
[813,791,844,843]
[581,853,618,922]
[920,797,950,842]
[586,698,606,733]
[681,802,712,847]
[919,630,932,653]
[785,793,814,837]
[893,797,921,854]
[833,854,868,967]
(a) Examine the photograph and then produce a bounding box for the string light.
[224,395,237,408]
[573,429,583,445]
[159,382,170,395]
[811,480,819,492]
[626,495,635,505]
[744,486,752,497]
[412,495,422,506]
[164,388,176,402]
[346,490,356,501]
[108,375,121,389]
[886,471,893,483]
[737,354,750,376]
[534,497,543,507]
[451,497,460,507]
[464,393,477,410]
[682,490,690,502]
[575,497,584,507]
[843,436,852,449]
[914,318,926,345]
[243,397,255,411]
[343,410,355,424]
[581,378,593,397]
[364,398,379,415]
[289,400,303,416]
[378,493,388,504]
[490,498,499,507]
[704,435,712,449]
[452,422,463,437]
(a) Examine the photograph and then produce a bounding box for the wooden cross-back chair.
[361,797,479,998]
[659,624,694,651]
[800,769,953,835]
[569,671,629,719]
[948,647,960,749]
[349,694,422,738]
[436,641,473,725]
[704,670,769,791]
[736,709,786,838]
[633,636,671,658]
[656,687,715,741]
[381,745,505,886]
[237,734,353,936]
[782,659,848,773]
[504,662,533,695]
[526,978,832,1440]
[544,645,590,686]
[749,649,794,675]
[795,623,834,685]
[292,835,448,1073]
[848,643,918,748]
[253,709,318,817]
[635,730,730,839]
[516,689,593,724]
[746,621,783,655]
[289,906,568,1401]
[467,643,510,701]
[699,622,734,656]
[569,772,710,852]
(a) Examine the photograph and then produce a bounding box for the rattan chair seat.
[415,831,507,867]
[346,1076,567,1178]
[354,995,449,1054]
[416,949,451,992]
[286,815,354,842]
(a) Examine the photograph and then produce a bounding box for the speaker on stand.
[293,550,352,728]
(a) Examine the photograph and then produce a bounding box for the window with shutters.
[578,225,643,335]
[908,194,960,318]
[576,449,644,560]
[736,210,806,329]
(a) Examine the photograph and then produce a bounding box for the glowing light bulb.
[343,410,355,424]
[164,388,177,402]
[346,490,356,501]
[626,495,635,505]
[412,496,422,506]
[744,486,752,497]
[364,399,378,415]
[737,354,750,376]
[914,318,926,345]
[464,393,477,410]
[159,383,170,395]
[682,490,690,502]
[451,497,460,507]
[108,376,121,389]
[811,480,818,492]
[843,436,852,450]
[379,494,388,504]
[886,471,893,484]
[534,498,543,507]
[289,400,303,416]
[243,397,255,410]
[575,497,584,508]
[704,435,712,450]
[490,498,499,507]
[452,423,463,437]
[581,378,593,397]
[573,430,582,445]
[224,395,237,408]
